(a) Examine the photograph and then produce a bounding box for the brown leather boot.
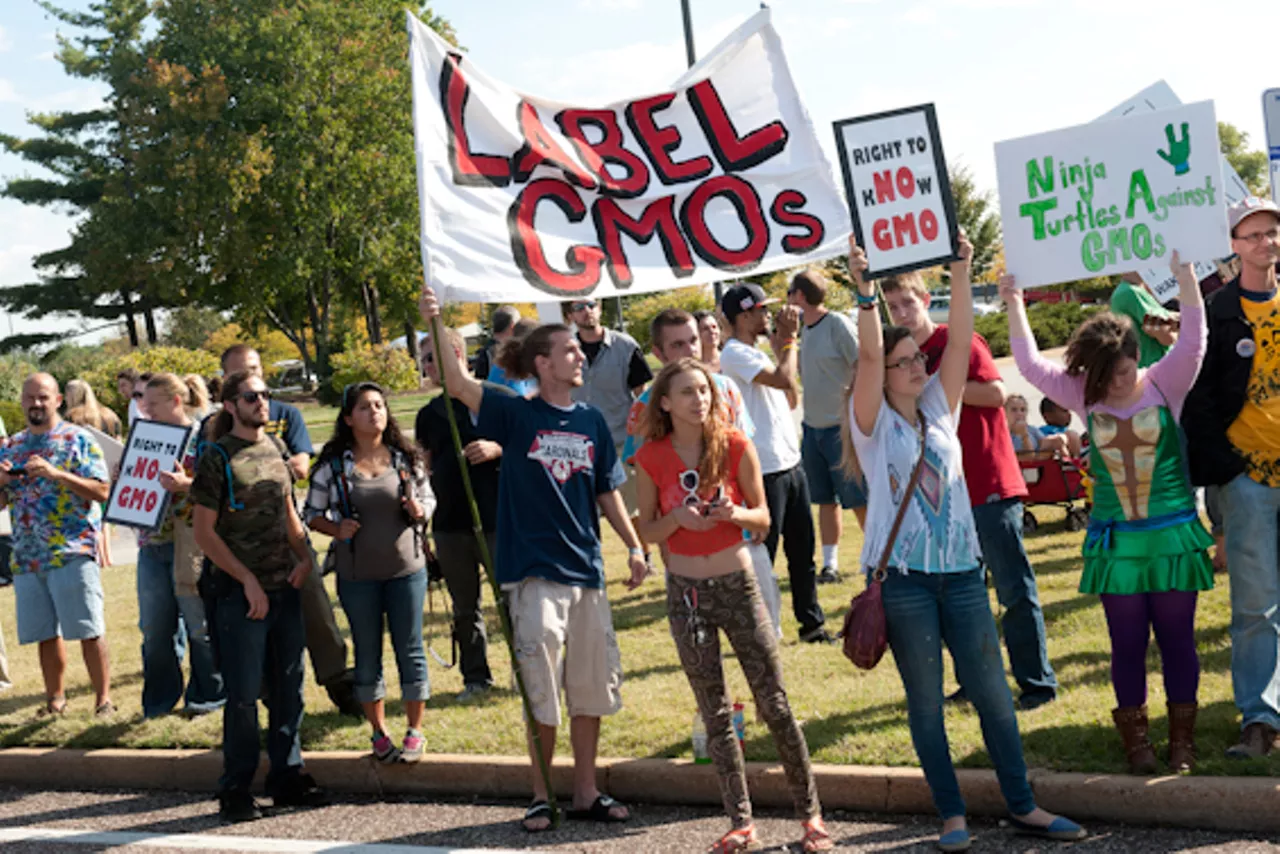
[1167,702,1198,773]
[1112,705,1159,774]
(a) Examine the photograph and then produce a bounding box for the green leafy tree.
[949,163,1001,283]
[1219,121,1269,197]
[135,0,457,401]
[0,0,178,350]
[164,306,227,350]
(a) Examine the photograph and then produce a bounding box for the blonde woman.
[65,379,122,439]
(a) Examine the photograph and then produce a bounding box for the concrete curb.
[0,748,1275,834]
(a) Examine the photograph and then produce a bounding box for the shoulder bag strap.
[873,409,928,580]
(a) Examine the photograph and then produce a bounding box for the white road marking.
[0,826,536,853]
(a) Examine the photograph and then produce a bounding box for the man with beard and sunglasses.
[0,373,112,718]
[192,371,324,823]
[198,344,360,719]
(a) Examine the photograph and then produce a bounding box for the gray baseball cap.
[1228,196,1280,236]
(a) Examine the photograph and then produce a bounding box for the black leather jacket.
[1182,278,1256,487]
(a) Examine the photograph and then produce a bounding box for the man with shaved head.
[0,374,113,717]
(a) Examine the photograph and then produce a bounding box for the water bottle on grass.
[691,712,711,764]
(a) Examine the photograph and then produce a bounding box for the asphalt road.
[0,786,1275,853]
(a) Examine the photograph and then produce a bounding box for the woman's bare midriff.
[663,540,753,580]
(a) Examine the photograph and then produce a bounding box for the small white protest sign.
[104,420,192,530]
[996,101,1229,290]
[834,104,958,278]
[1097,82,1250,302]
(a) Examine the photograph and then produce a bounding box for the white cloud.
[900,4,937,24]
[0,79,109,113]
[0,79,18,103]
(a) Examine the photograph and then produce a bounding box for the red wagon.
[1017,452,1090,534]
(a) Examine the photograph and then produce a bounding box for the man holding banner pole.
[421,284,646,832]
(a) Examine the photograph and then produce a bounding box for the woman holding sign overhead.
[138,373,225,718]
[1001,253,1211,775]
[845,234,1085,851]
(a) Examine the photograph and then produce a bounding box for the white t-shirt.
[719,338,801,475]
[850,374,981,575]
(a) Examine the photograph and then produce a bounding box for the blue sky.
[1,0,1274,340]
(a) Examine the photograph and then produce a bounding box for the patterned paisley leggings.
[666,568,820,828]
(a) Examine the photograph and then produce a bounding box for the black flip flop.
[522,800,553,833]
[567,793,629,823]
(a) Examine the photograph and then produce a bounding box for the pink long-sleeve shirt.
[1010,304,1206,423]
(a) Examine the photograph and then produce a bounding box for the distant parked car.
[270,359,316,394]
[927,295,1001,323]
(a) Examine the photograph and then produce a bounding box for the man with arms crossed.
[421,285,647,833]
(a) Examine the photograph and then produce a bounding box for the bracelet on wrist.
[855,291,877,307]
[628,546,644,557]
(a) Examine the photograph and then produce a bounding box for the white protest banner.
[995,102,1230,290]
[833,104,958,278]
[407,9,850,304]
[103,420,192,530]
[1097,81,1251,302]
[82,424,123,474]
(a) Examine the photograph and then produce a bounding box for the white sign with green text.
[995,101,1229,289]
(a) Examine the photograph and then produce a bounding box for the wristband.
[628,547,644,557]
[855,291,877,307]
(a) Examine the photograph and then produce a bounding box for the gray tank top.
[335,466,419,582]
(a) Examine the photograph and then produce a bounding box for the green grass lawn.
[0,503,1273,778]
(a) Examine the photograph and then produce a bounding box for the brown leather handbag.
[842,411,927,670]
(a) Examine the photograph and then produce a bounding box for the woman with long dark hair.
[1002,253,1211,774]
[846,235,1083,851]
[634,357,832,854]
[304,382,435,764]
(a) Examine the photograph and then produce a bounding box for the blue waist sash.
[1085,507,1198,551]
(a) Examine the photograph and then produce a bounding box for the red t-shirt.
[920,325,1027,506]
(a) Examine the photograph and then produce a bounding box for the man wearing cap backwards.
[718,282,832,644]
[1184,196,1280,759]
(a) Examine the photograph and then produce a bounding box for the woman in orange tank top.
[634,358,832,854]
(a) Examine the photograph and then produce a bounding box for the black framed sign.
[833,103,960,278]
[103,419,193,530]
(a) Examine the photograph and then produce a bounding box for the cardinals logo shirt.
[476,388,625,589]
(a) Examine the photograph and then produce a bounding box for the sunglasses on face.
[571,301,597,312]
[131,391,145,399]
[237,389,272,404]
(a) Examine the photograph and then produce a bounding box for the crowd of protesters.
[0,194,1278,851]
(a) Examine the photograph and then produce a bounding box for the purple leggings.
[1100,591,1199,708]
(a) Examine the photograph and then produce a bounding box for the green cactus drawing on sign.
[1157,122,1191,175]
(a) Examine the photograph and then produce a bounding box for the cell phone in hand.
[6,468,24,477]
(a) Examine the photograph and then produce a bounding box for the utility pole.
[681,0,724,306]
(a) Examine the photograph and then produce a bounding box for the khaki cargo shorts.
[507,576,622,728]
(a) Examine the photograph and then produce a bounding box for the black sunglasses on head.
[237,389,272,404]
[131,391,145,399]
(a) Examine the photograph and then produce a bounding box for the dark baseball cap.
[720,282,779,323]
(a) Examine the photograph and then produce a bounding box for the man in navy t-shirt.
[420,286,647,833]
[212,345,359,719]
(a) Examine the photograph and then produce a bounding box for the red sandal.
[708,824,761,853]
[801,816,834,852]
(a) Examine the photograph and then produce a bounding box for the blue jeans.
[882,568,1036,820]
[1220,473,1280,730]
[337,569,429,704]
[215,584,306,795]
[970,499,1057,698]
[137,543,224,718]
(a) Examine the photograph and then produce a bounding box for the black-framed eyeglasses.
[887,352,928,371]
[421,352,434,365]
[238,389,272,404]
[131,391,145,399]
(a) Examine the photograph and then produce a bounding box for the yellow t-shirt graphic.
[1227,290,1280,486]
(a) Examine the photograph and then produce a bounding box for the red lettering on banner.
[512,101,598,189]
[872,211,939,250]
[440,52,512,187]
[508,179,606,294]
[624,94,714,186]
[896,167,915,199]
[591,196,695,288]
[145,490,158,513]
[770,190,824,253]
[116,485,131,508]
[679,175,770,271]
[687,79,789,173]
[556,109,650,198]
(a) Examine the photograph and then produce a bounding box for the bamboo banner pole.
[425,308,560,828]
